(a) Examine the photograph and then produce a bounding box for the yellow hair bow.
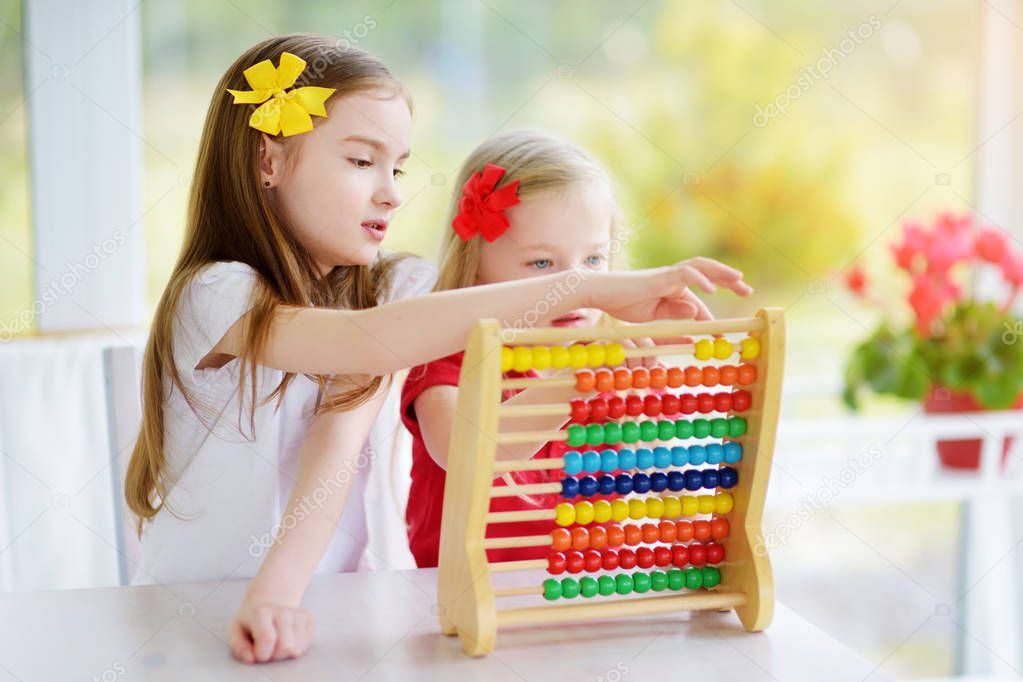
[227,51,336,137]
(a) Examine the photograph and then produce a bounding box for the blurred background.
[2,1,1023,679]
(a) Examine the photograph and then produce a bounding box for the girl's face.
[261,88,411,275]
[476,180,614,328]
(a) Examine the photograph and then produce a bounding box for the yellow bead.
[575,500,595,525]
[586,343,606,368]
[741,336,761,360]
[646,497,665,518]
[681,496,699,517]
[713,337,734,360]
[501,347,514,372]
[716,493,735,514]
[663,496,682,519]
[512,346,532,373]
[698,495,716,514]
[593,499,612,523]
[695,338,714,361]
[555,502,576,526]
[568,343,588,369]
[532,346,551,371]
[629,498,647,520]
[550,346,570,369]
[611,499,630,522]
[604,343,625,367]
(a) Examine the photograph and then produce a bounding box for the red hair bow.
[451,164,521,242]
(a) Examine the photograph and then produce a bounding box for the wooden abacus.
[437,308,785,656]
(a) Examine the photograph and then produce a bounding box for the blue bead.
[671,446,689,467]
[561,477,579,498]
[615,473,633,495]
[684,469,703,491]
[633,473,652,494]
[579,476,598,497]
[702,469,719,489]
[650,472,668,492]
[582,450,601,473]
[653,447,672,469]
[719,467,739,489]
[598,474,616,495]
[617,449,636,470]
[563,451,583,476]
[688,445,707,466]
[600,449,619,473]
[705,443,724,465]
[636,448,654,470]
[667,470,686,491]
[724,442,743,464]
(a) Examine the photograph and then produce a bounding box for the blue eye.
[350,158,372,169]
[531,259,552,270]
[585,255,604,267]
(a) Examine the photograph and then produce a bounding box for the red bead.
[706,542,725,564]
[584,549,603,572]
[548,552,567,574]
[632,367,650,389]
[710,518,730,540]
[719,365,738,386]
[654,545,673,567]
[566,550,585,573]
[676,521,694,542]
[680,394,699,415]
[614,368,632,390]
[594,368,614,393]
[650,366,668,388]
[684,366,702,387]
[737,364,757,385]
[667,367,685,388]
[692,520,712,542]
[658,520,677,543]
[589,526,608,549]
[588,398,610,422]
[571,526,590,550]
[607,524,625,547]
[602,548,620,570]
[618,549,638,569]
[551,528,572,551]
[641,523,660,544]
[661,393,681,417]
[643,395,662,417]
[636,546,655,569]
[624,524,642,546]
[570,399,589,423]
[732,389,752,412]
[607,396,627,419]
[671,544,689,567]
[697,393,716,414]
[576,370,596,392]
[689,543,708,566]
[702,367,719,387]
[625,394,644,417]
[714,392,733,412]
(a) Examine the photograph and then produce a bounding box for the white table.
[0,568,890,681]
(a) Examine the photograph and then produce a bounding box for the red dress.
[400,351,567,567]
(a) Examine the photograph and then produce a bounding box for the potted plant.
[842,212,1023,469]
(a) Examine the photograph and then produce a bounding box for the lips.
[361,220,388,242]
[551,311,588,328]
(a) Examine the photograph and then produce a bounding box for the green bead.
[603,422,622,445]
[580,576,599,598]
[640,421,658,442]
[685,568,703,590]
[658,420,675,440]
[598,575,617,596]
[615,573,634,595]
[650,570,668,591]
[586,423,605,446]
[674,419,694,439]
[561,577,581,599]
[693,419,711,438]
[702,566,721,588]
[543,578,562,601]
[566,424,587,447]
[667,569,685,591]
[710,418,729,438]
[729,417,748,437]
[622,422,641,444]
[633,572,652,593]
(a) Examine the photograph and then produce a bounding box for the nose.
[374,172,402,210]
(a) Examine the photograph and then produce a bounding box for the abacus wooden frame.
[436,308,785,656]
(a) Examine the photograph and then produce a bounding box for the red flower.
[844,264,867,295]
[891,222,930,273]
[451,164,521,242]
[1001,250,1023,287]
[908,271,960,337]
[976,227,1008,264]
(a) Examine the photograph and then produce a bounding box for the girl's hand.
[227,598,315,664]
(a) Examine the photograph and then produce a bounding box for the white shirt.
[133,255,437,586]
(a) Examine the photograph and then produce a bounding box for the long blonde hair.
[126,34,411,535]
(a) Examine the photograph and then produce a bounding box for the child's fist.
[227,600,315,664]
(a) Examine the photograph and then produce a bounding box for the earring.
[263,179,271,188]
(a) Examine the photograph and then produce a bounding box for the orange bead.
[702,366,719,387]
[551,528,572,551]
[594,368,614,393]
[589,525,608,549]
[606,524,625,547]
[738,363,757,385]
[710,517,730,540]
[667,367,685,388]
[693,520,712,542]
[719,365,738,386]
[676,520,694,542]
[614,368,632,390]
[684,366,702,387]
[642,523,660,544]
[649,366,667,388]
[632,367,650,389]
[658,520,677,543]
[624,524,643,546]
[576,369,596,393]
[571,526,590,550]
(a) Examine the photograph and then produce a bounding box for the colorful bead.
[617,448,636,470]
[713,392,733,412]
[624,524,642,546]
[698,495,716,514]
[689,544,707,567]
[615,574,634,595]
[599,448,618,474]
[568,344,588,369]
[723,442,743,463]
[710,418,730,438]
[611,499,630,522]
[607,524,625,547]
[551,527,571,551]
[643,395,662,417]
[667,569,685,591]
[562,577,581,598]
[586,344,606,368]
[598,575,617,596]
[619,549,637,569]
[565,550,584,573]
[715,493,735,514]
[561,477,580,498]
[706,542,725,564]
[702,566,721,588]
[580,575,599,598]
[650,366,667,388]
[597,475,616,496]
[575,501,595,525]
[590,525,608,549]
[698,393,716,414]
[532,346,551,371]
[650,472,668,492]
[501,347,514,372]
[684,469,703,491]
[710,517,730,540]
[695,339,713,360]
[512,346,532,373]
[607,396,626,419]
[571,526,589,551]
[551,346,570,369]
[702,469,719,489]
[656,420,674,441]
[594,368,614,392]
[671,446,689,466]
[676,521,694,541]
[706,443,724,464]
[659,520,677,543]
[684,366,703,387]
[604,343,625,366]
[663,496,682,518]
[633,473,651,494]
[671,544,689,567]
[729,417,747,437]
[685,567,703,589]
[578,476,598,497]
[602,422,622,445]
[555,503,576,526]
[693,520,712,541]
[714,337,734,360]
[543,578,562,600]
[637,547,656,569]
[667,367,685,388]
[548,552,567,574]
[633,571,652,593]
[651,570,669,591]
[629,498,647,520]
[681,496,699,517]
[688,445,707,465]
[563,451,582,475]
[719,467,738,489]
[737,363,757,385]
[740,336,761,360]
[615,474,633,495]
[719,365,738,386]
[613,368,631,390]
[632,367,650,389]
[674,420,694,439]
[662,393,681,416]
[622,422,641,443]
[589,398,609,422]
[646,496,664,518]
[635,448,654,469]
[693,419,711,438]
[602,548,620,570]
[583,549,602,572]
[582,450,601,473]
[640,421,658,442]
[625,394,644,417]
[702,366,719,387]
[732,389,752,412]
[681,394,698,415]
[575,370,595,393]
[570,399,589,423]
[593,499,613,523]
[654,545,672,567]
[653,446,672,468]
[667,471,685,492]
[566,424,587,447]
[586,423,605,446]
